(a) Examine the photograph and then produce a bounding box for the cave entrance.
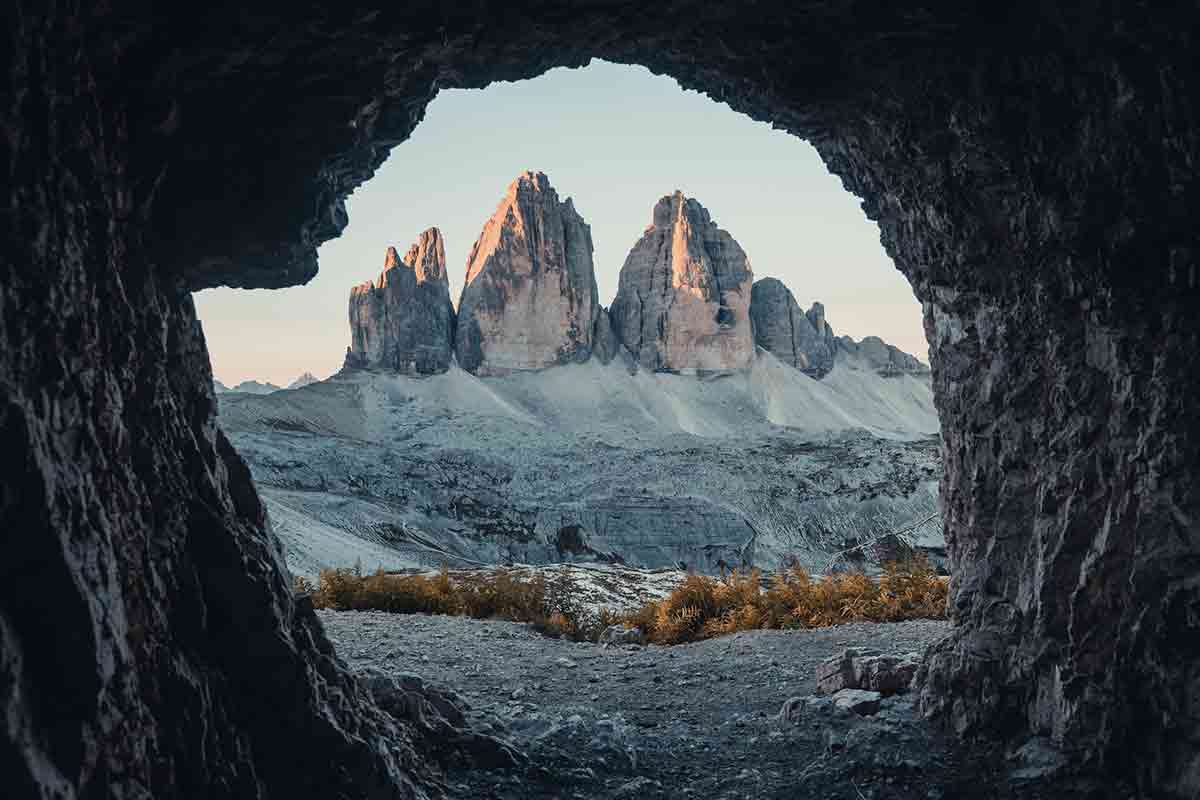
[10,6,1195,797]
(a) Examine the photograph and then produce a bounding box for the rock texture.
[817,648,920,696]
[750,278,838,377]
[610,192,755,372]
[590,308,623,365]
[837,335,928,376]
[7,4,1200,798]
[456,172,601,375]
[346,228,455,374]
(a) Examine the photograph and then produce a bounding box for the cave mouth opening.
[196,58,942,587]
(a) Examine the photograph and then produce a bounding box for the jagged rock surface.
[838,336,928,376]
[750,278,838,378]
[590,308,623,365]
[609,193,755,372]
[346,228,455,374]
[456,172,600,375]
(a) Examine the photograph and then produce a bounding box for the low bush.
[629,557,948,644]
[300,565,618,642]
[296,557,947,645]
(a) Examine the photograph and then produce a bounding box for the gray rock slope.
[609,192,755,373]
[751,278,928,379]
[456,172,603,375]
[346,227,456,374]
[750,278,839,378]
[218,351,941,579]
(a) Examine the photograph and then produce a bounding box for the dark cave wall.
[2,2,1198,797]
[830,45,1200,793]
[0,7,432,799]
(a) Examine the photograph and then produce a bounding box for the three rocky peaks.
[345,171,928,379]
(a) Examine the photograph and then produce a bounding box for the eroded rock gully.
[3,4,1197,798]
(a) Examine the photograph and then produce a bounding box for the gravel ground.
[318,611,1091,799]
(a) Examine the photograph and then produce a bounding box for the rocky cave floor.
[320,612,1112,799]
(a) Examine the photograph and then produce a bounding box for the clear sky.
[195,60,926,387]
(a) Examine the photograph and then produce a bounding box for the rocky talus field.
[320,611,1100,799]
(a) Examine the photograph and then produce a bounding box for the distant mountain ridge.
[214,374,322,395]
[344,171,927,383]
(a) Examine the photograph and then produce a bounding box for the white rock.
[832,688,883,716]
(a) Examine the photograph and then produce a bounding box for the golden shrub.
[297,556,948,646]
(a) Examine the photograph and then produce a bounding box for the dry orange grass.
[299,565,620,642]
[624,557,948,645]
[297,557,947,645]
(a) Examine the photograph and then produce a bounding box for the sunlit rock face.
[610,192,755,372]
[749,278,838,378]
[345,227,455,374]
[455,171,601,375]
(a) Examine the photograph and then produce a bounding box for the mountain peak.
[456,172,604,376]
[345,229,455,374]
[611,191,754,372]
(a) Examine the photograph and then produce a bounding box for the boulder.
[599,624,645,646]
[609,192,754,372]
[456,171,602,375]
[817,648,919,696]
[854,655,919,695]
[832,688,883,716]
[749,278,838,378]
[346,227,456,374]
[816,648,873,694]
[778,694,835,723]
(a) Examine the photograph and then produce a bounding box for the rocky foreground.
[320,612,1102,799]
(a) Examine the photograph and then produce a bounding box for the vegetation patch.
[298,557,948,645]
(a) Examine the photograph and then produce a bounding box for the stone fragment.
[816,648,875,694]
[832,688,883,716]
[609,191,754,372]
[599,624,645,647]
[817,648,918,696]
[456,171,601,375]
[777,694,834,723]
[853,654,919,695]
[749,278,838,378]
[346,227,455,374]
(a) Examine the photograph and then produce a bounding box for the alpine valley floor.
[321,611,1109,799]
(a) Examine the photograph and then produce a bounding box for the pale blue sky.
[196,60,925,386]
